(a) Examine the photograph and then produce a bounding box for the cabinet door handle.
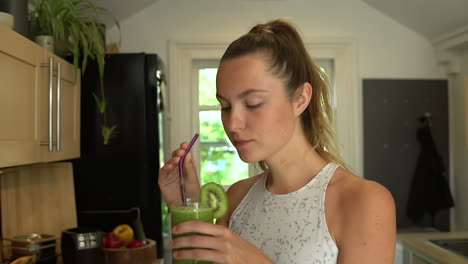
[48,57,54,152]
[56,62,61,152]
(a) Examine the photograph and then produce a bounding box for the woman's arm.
[336,180,396,264]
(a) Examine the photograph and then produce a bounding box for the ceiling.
[94,0,468,42]
[362,0,468,42]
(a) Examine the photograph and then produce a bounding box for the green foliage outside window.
[200,145,248,185]
[199,111,248,185]
[199,111,225,141]
[198,68,248,185]
[199,68,219,106]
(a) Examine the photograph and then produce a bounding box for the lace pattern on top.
[229,163,340,264]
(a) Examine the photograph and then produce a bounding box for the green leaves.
[101,124,118,145]
[30,0,120,145]
[92,83,117,145]
[92,92,106,114]
[29,0,118,75]
[200,145,248,185]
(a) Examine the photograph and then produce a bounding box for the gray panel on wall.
[363,79,450,231]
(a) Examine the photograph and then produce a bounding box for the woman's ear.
[293,82,312,116]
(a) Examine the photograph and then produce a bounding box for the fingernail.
[169,240,174,248]
[172,226,178,233]
[173,251,179,258]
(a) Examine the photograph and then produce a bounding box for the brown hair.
[220,19,349,171]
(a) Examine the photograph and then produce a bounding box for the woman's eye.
[247,103,263,109]
[221,106,231,112]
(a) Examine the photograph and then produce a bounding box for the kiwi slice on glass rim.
[200,182,228,219]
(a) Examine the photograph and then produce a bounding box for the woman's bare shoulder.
[216,173,264,227]
[330,168,394,216]
[329,168,396,254]
[332,168,394,209]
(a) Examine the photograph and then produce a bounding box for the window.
[194,60,249,186]
[316,58,335,107]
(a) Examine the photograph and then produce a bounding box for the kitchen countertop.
[397,231,468,264]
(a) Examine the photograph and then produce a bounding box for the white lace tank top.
[229,162,339,264]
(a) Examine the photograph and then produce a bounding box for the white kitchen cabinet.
[410,251,438,264]
[465,77,468,149]
[397,241,440,264]
[411,255,433,264]
[395,241,405,264]
[0,25,80,168]
[398,232,468,264]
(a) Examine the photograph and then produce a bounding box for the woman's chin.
[237,152,261,163]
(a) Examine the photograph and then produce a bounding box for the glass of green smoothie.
[171,200,214,264]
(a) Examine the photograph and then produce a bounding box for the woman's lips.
[233,139,252,148]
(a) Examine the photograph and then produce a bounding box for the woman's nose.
[223,109,245,132]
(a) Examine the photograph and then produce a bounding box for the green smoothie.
[171,203,214,264]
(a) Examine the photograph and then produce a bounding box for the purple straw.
[179,133,199,206]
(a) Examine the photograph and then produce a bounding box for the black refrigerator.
[72,53,165,257]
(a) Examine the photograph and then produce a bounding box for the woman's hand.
[170,221,274,264]
[158,142,201,207]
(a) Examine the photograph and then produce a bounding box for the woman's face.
[216,53,299,163]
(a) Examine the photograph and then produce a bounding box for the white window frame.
[167,37,361,177]
[191,59,221,173]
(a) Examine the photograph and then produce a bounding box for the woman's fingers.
[173,221,229,238]
[171,150,184,159]
[172,248,224,263]
[171,234,225,251]
[159,141,201,206]
[171,142,190,158]
[173,142,189,155]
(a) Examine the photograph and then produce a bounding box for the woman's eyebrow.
[216,89,268,101]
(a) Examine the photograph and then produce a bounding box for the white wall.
[108,0,442,79]
[106,0,444,164]
[450,51,468,230]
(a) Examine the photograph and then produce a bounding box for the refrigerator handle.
[56,62,62,151]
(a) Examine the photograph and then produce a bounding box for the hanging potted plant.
[29,0,120,144]
[28,0,56,53]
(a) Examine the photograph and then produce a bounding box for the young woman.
[159,19,396,264]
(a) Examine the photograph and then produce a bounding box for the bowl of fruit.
[102,218,157,264]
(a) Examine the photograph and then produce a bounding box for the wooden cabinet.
[0,162,77,255]
[0,25,80,168]
[0,25,43,167]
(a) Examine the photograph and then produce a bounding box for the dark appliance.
[61,227,102,264]
[72,53,165,258]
